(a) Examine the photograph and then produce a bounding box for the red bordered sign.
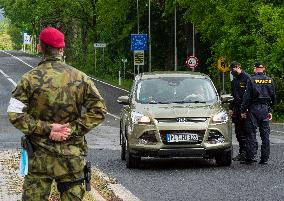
[185,56,199,69]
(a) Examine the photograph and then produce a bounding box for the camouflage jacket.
[8,56,107,156]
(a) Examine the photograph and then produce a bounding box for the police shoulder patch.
[254,79,272,84]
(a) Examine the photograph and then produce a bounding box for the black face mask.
[231,70,238,77]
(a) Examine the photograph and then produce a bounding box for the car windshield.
[135,77,218,104]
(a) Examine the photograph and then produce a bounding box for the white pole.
[222,72,225,93]
[174,2,177,71]
[133,52,136,79]
[148,0,152,72]
[135,0,139,76]
[103,47,105,68]
[119,70,121,86]
[137,0,139,34]
[123,61,126,79]
[94,48,97,74]
[192,23,195,72]
[193,23,195,57]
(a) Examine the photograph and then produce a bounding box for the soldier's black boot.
[232,152,246,161]
[240,159,256,165]
[259,159,268,165]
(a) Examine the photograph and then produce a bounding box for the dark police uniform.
[241,68,276,164]
[231,71,250,157]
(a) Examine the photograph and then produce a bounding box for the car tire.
[215,148,232,166]
[121,130,126,161]
[126,141,141,169]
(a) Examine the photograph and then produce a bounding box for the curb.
[93,168,141,201]
[91,187,106,201]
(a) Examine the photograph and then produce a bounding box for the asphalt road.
[0,50,284,201]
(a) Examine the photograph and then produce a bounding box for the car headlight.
[212,111,228,123]
[131,112,151,124]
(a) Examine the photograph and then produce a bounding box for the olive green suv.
[118,72,233,168]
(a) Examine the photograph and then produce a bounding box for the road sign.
[185,56,199,69]
[94,43,106,48]
[23,32,31,45]
[131,34,148,50]
[134,50,144,65]
[217,57,229,72]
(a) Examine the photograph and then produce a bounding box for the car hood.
[133,102,223,118]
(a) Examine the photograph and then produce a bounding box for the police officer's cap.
[39,27,65,48]
[254,61,264,68]
[229,61,241,69]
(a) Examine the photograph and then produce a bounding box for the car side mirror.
[220,94,233,103]
[117,96,130,105]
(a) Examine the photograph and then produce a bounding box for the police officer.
[240,61,276,164]
[7,27,107,200]
[229,61,251,161]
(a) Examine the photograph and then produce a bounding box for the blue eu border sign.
[131,34,148,50]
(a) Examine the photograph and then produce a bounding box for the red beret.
[39,27,65,48]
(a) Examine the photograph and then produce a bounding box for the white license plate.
[166,133,199,142]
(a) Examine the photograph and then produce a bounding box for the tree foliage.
[0,0,283,116]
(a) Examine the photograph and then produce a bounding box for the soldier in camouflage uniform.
[7,27,107,201]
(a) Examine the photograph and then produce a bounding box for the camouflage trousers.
[22,152,86,201]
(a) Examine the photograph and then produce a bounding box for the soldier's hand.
[241,113,247,119]
[50,123,71,141]
[228,110,233,117]
[51,123,70,132]
[49,131,68,141]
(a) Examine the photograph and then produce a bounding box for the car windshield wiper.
[172,100,207,104]
[191,101,206,103]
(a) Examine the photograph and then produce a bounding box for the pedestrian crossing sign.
[134,50,144,65]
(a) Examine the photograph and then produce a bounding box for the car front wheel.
[126,141,141,169]
[120,131,126,161]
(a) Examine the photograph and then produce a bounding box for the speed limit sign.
[185,56,199,69]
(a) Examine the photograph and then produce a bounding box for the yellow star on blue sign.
[131,34,148,50]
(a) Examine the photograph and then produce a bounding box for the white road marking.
[89,77,129,93]
[107,112,119,119]
[0,69,17,87]
[271,129,284,134]
[1,50,33,68]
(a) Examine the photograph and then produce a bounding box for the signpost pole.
[174,2,177,71]
[123,61,126,79]
[148,0,151,72]
[222,72,225,94]
[94,48,97,74]
[93,43,107,74]
[103,47,105,69]
[133,51,136,79]
[119,70,121,86]
[192,23,195,72]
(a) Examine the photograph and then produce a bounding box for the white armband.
[7,97,27,113]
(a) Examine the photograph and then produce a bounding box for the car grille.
[159,130,206,145]
[156,117,207,123]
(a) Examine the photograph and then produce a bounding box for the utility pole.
[137,0,139,34]
[174,2,177,71]
[148,0,151,72]
[192,23,195,72]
